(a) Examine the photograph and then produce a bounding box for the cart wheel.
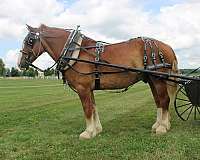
[174,85,200,121]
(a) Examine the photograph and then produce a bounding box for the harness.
[56,26,106,90]
[141,37,171,70]
[94,42,104,89]
[140,37,171,82]
[56,26,83,71]
[21,26,172,91]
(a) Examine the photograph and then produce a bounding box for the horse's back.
[102,37,177,69]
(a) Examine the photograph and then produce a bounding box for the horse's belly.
[100,72,141,90]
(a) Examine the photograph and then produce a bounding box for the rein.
[66,63,128,76]
[20,48,58,73]
[29,61,57,72]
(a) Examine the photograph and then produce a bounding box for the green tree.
[22,68,38,77]
[44,69,55,76]
[11,67,20,77]
[5,68,11,77]
[0,58,5,76]
[26,68,35,77]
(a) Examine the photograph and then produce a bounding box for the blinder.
[24,32,40,48]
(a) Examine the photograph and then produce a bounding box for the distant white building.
[38,71,44,79]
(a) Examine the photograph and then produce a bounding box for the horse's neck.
[82,37,96,46]
[44,32,70,61]
[44,32,96,61]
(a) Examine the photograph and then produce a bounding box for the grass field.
[0,79,199,160]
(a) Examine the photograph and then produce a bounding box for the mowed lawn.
[0,79,199,160]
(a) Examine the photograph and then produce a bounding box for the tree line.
[180,69,200,74]
[0,58,56,77]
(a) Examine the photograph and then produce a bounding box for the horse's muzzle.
[17,52,30,70]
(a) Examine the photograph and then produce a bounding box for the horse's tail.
[167,53,179,106]
[172,58,179,74]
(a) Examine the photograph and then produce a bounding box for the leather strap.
[94,42,105,90]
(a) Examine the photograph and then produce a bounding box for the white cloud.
[3,49,19,68]
[176,46,200,68]
[0,0,64,39]
[155,2,200,49]
[48,0,147,41]
[1,0,200,68]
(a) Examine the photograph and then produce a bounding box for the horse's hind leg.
[148,78,171,134]
[78,88,102,139]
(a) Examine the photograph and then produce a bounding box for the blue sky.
[142,0,183,13]
[0,39,21,57]
[0,0,199,69]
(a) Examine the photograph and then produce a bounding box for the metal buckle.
[95,42,104,62]
[95,42,104,53]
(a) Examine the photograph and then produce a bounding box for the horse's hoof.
[156,125,167,135]
[166,122,171,131]
[152,122,159,132]
[96,127,102,134]
[79,131,92,140]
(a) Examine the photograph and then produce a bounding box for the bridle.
[19,31,56,72]
[19,27,81,73]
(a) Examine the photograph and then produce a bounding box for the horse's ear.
[26,24,35,32]
[40,24,48,31]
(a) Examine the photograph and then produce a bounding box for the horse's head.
[18,25,45,70]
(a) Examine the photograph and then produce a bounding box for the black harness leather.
[141,37,171,70]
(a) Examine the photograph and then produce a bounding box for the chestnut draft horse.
[18,24,178,139]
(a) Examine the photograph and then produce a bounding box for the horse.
[18,24,178,140]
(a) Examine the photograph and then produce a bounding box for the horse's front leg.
[78,89,102,140]
[91,91,102,134]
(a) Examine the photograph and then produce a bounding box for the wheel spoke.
[180,88,187,97]
[176,97,190,102]
[180,105,193,116]
[186,105,194,120]
[175,86,198,121]
[176,102,192,108]
[196,106,200,114]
